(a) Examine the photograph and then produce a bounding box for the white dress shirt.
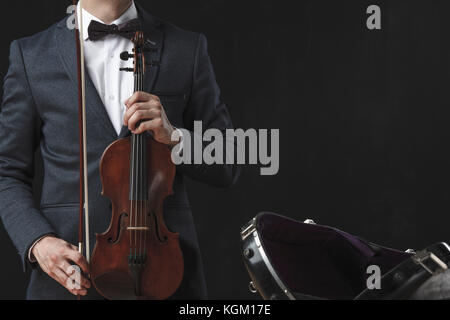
[79,1,138,135]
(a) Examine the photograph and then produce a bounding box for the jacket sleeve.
[0,40,56,270]
[177,33,241,188]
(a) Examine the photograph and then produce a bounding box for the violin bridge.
[127,227,149,231]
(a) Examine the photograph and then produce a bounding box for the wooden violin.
[90,31,184,300]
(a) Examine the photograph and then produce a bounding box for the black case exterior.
[241,212,450,300]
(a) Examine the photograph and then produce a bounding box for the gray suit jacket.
[0,4,239,299]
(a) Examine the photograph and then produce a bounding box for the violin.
[89,31,184,300]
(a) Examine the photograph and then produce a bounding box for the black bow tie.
[87,18,141,41]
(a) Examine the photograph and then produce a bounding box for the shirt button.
[109,95,115,100]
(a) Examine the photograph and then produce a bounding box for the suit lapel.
[136,2,164,94]
[56,20,118,139]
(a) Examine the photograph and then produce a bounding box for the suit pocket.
[154,92,187,128]
[40,203,79,210]
[152,91,187,102]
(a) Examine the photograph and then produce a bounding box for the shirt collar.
[77,1,138,41]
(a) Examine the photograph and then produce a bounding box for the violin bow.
[72,0,91,266]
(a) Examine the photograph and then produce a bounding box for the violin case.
[241,212,450,300]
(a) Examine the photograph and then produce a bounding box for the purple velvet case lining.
[258,213,412,299]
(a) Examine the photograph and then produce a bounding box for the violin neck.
[133,54,144,93]
[129,47,148,201]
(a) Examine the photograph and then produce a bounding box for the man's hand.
[124,92,180,147]
[32,236,90,296]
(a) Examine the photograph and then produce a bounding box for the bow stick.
[72,0,91,266]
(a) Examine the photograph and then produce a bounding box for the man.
[0,0,239,299]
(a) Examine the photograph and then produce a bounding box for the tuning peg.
[119,67,133,72]
[120,51,133,61]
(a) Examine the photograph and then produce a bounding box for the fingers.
[134,118,163,135]
[65,248,90,275]
[61,261,91,290]
[33,237,90,296]
[124,98,161,126]
[123,92,174,144]
[125,91,158,109]
[48,253,90,295]
[50,265,87,296]
[127,108,162,131]
[123,91,160,126]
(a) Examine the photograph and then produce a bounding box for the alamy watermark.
[366,265,382,290]
[171,122,280,176]
[66,265,82,291]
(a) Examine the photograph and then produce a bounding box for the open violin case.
[241,212,450,300]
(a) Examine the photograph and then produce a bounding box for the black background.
[1,0,450,299]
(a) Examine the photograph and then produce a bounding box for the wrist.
[30,235,55,261]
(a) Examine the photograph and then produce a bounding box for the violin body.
[90,136,184,300]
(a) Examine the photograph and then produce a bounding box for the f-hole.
[150,211,168,243]
[108,212,128,244]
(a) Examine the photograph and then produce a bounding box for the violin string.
[133,135,139,258]
[139,50,148,261]
[142,54,147,260]
[138,65,143,259]
[134,139,137,259]
[130,53,139,260]
[134,134,137,257]
[143,137,147,259]
[129,42,149,262]
[141,56,145,259]
[140,52,144,260]
[129,104,133,256]
[143,58,148,258]
[144,50,150,259]
[134,65,139,260]
[129,132,134,256]
[137,132,140,259]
